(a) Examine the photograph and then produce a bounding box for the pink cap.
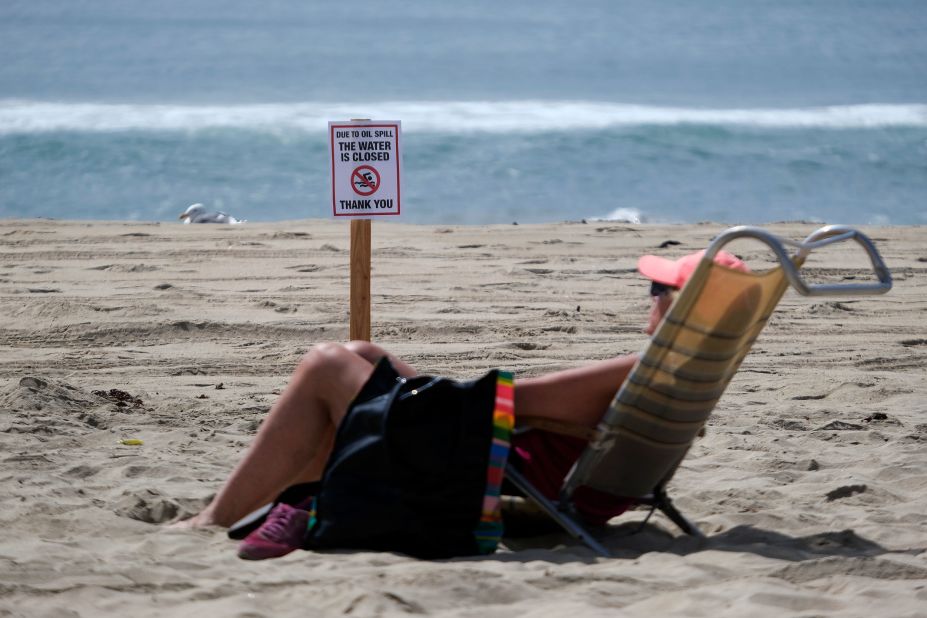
[637,250,749,289]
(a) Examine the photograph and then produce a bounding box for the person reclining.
[174,250,748,559]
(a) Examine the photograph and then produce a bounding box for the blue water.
[2,1,926,225]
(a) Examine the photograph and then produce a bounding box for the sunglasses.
[649,281,677,297]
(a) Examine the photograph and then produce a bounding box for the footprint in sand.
[285,264,321,272]
[87,264,159,272]
[817,420,865,431]
[114,489,180,524]
[769,418,810,431]
[809,301,857,314]
[256,300,296,313]
[771,556,927,583]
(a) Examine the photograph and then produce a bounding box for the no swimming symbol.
[351,165,380,197]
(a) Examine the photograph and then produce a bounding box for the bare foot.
[168,512,219,529]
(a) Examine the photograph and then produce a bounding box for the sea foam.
[1,100,926,134]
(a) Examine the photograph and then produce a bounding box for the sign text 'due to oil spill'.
[329,121,402,217]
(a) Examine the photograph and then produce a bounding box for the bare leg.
[177,342,381,527]
[514,354,638,428]
[275,341,418,488]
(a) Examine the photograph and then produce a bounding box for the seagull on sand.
[178,203,246,224]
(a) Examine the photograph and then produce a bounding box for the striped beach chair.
[506,225,893,556]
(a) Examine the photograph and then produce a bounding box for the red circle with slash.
[351,165,380,196]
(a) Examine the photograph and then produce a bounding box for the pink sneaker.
[237,503,309,560]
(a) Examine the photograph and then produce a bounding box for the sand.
[1,219,925,617]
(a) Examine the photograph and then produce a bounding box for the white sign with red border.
[329,120,402,217]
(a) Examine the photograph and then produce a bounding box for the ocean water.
[2,1,926,225]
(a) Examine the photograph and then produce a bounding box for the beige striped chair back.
[566,258,793,499]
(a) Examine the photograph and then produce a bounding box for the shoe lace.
[260,504,301,541]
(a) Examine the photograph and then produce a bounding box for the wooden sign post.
[350,219,371,341]
[329,119,402,342]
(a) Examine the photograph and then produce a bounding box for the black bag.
[301,359,512,559]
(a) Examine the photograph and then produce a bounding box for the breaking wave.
[2,100,926,134]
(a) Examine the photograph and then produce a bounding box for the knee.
[297,342,354,376]
[343,340,388,364]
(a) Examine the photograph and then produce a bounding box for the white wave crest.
[592,208,645,224]
[1,100,925,134]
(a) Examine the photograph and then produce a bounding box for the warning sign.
[329,120,401,217]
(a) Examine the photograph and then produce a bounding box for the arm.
[514,354,638,428]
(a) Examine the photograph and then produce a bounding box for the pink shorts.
[510,429,633,526]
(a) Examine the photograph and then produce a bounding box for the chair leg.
[505,467,611,557]
[634,504,657,534]
[652,486,705,538]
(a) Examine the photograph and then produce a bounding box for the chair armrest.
[706,224,892,297]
